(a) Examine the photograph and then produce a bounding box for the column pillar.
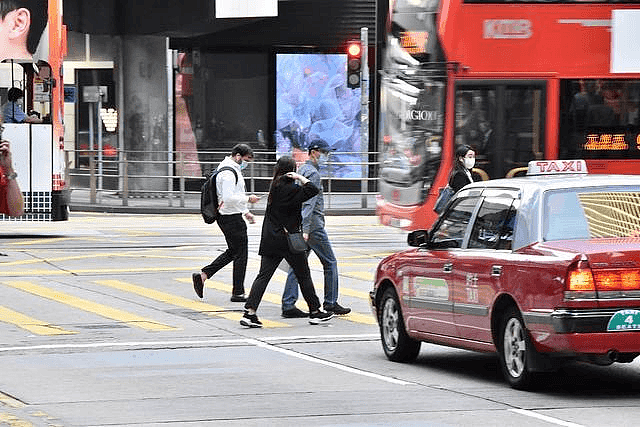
[120,35,169,192]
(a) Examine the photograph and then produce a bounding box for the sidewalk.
[69,188,377,215]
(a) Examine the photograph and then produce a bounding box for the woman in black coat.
[241,156,334,328]
[449,144,476,192]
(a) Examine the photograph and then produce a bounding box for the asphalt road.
[0,214,639,427]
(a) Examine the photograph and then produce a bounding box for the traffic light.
[347,41,362,89]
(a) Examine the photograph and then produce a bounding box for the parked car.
[370,160,640,389]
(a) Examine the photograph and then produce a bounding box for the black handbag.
[284,228,308,253]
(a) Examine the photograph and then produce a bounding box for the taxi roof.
[463,174,640,193]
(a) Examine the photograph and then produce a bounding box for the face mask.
[240,160,249,170]
[464,157,475,170]
[318,153,328,166]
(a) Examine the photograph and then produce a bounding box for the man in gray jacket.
[281,139,351,317]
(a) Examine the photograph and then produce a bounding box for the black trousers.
[245,252,321,313]
[201,213,248,296]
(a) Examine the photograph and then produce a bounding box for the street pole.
[360,27,369,208]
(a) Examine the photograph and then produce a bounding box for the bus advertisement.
[377,0,640,230]
[1,0,68,221]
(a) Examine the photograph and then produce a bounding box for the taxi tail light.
[566,260,596,295]
[593,269,640,291]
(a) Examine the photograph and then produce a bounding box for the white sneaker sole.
[240,319,263,328]
[308,313,334,324]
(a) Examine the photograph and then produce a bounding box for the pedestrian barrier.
[65,149,380,214]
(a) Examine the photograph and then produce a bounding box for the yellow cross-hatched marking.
[1,281,176,331]
[0,306,76,335]
[175,277,295,308]
[0,392,25,408]
[0,412,32,426]
[7,237,104,246]
[339,311,377,325]
[0,266,198,277]
[0,252,205,268]
[97,279,288,328]
[174,278,376,325]
[343,271,374,282]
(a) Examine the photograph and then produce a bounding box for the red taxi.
[370,160,640,389]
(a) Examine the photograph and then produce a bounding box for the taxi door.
[406,196,481,337]
[453,193,518,343]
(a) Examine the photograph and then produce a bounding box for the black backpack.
[200,166,238,224]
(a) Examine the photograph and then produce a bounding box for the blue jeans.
[282,228,338,310]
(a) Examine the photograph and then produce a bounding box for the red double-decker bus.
[377,0,640,230]
[1,0,68,221]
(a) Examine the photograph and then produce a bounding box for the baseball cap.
[307,139,333,153]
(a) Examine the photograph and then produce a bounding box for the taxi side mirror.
[408,230,429,247]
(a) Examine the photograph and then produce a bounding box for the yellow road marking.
[0,306,76,335]
[342,271,374,282]
[96,279,288,328]
[1,281,176,331]
[175,278,377,325]
[0,412,33,426]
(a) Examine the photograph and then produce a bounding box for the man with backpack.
[192,143,260,302]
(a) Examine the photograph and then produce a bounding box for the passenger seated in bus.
[0,117,25,216]
[0,0,48,61]
[2,87,42,123]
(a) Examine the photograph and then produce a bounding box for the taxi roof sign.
[527,160,588,176]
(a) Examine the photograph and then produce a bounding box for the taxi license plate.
[607,309,640,332]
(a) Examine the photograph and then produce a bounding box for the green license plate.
[607,309,640,332]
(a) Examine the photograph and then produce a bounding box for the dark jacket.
[258,179,319,257]
[449,163,473,193]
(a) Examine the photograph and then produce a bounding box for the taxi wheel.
[380,288,421,362]
[499,307,535,389]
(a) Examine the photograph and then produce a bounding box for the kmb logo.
[484,20,532,39]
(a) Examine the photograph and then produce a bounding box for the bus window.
[455,84,545,179]
[559,79,640,160]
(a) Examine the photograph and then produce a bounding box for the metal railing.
[66,149,380,213]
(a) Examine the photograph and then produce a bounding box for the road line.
[0,339,249,353]
[509,409,586,427]
[0,334,378,353]
[97,279,288,328]
[1,280,177,331]
[175,278,377,325]
[0,306,76,335]
[247,338,414,385]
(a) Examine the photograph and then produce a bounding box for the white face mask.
[318,153,328,166]
[464,157,475,170]
[240,160,249,170]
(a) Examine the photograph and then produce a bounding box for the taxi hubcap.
[382,298,399,350]
[504,317,526,377]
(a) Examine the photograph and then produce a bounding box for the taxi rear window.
[543,189,640,241]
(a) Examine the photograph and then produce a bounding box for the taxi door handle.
[443,263,453,273]
[492,265,503,276]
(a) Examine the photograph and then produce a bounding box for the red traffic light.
[347,42,361,57]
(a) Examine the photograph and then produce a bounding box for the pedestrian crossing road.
[0,214,408,341]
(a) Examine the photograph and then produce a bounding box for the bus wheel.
[499,306,537,389]
[380,288,420,362]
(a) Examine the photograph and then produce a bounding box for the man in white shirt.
[192,144,259,302]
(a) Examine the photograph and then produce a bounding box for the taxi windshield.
[543,188,640,241]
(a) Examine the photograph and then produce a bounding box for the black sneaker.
[323,302,351,315]
[230,294,247,302]
[281,307,309,318]
[240,311,263,328]
[192,273,204,299]
[309,310,334,325]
